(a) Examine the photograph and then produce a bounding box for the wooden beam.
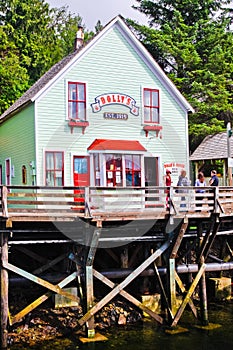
[78,240,170,326]
[2,186,8,218]
[174,271,197,318]
[170,222,188,259]
[168,258,176,318]
[3,262,80,303]
[33,252,68,275]
[85,228,101,338]
[14,246,48,264]
[11,272,77,324]
[153,260,173,319]
[1,232,9,349]
[93,269,163,324]
[171,263,206,327]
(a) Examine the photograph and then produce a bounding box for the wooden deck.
[1,185,233,223]
[1,185,233,348]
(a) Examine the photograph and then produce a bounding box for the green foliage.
[129,0,233,152]
[0,0,84,115]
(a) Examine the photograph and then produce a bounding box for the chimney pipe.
[74,26,84,51]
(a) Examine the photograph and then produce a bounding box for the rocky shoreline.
[8,300,143,348]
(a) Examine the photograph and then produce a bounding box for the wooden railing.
[0,185,233,220]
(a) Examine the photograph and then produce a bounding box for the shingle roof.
[190,132,233,160]
[0,15,193,122]
[1,51,79,120]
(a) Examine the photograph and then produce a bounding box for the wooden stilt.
[197,223,209,326]
[167,221,188,323]
[171,263,206,327]
[85,227,101,338]
[78,239,170,327]
[199,256,209,325]
[168,258,176,321]
[1,232,9,349]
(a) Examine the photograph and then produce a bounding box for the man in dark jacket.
[209,170,219,186]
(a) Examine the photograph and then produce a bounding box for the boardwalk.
[1,185,233,347]
[1,185,233,222]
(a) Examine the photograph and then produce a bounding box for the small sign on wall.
[104,112,128,120]
[164,162,185,184]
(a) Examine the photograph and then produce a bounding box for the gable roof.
[0,15,194,122]
[190,132,233,160]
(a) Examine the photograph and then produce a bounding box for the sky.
[47,0,147,31]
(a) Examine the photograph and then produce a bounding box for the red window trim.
[68,120,89,134]
[68,81,86,121]
[143,88,160,124]
[143,125,163,137]
[45,151,64,186]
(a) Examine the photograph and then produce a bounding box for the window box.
[68,120,89,134]
[143,124,163,137]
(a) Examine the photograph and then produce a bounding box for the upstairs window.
[68,82,86,121]
[143,88,159,123]
[45,151,64,186]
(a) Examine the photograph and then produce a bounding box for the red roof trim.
[88,139,146,151]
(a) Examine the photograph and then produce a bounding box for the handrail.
[0,185,233,220]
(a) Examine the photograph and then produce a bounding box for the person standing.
[209,170,219,186]
[195,172,206,208]
[177,170,190,208]
[195,171,206,190]
[165,169,172,187]
[164,169,172,208]
[177,169,190,187]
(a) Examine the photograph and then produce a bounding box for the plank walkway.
[1,185,233,223]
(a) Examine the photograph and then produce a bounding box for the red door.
[73,156,90,205]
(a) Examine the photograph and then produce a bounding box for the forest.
[1,0,233,151]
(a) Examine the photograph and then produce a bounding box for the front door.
[144,157,159,206]
[144,157,158,186]
[73,156,90,204]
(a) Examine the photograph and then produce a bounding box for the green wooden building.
[0,16,193,189]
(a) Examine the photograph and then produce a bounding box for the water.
[10,302,233,350]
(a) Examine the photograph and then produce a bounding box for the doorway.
[144,157,158,186]
[73,156,90,204]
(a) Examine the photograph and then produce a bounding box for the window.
[106,154,122,187]
[68,82,86,120]
[143,88,159,123]
[125,155,141,187]
[92,153,142,187]
[45,152,64,186]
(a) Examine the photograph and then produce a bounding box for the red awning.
[88,139,146,152]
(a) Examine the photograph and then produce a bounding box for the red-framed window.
[106,154,123,187]
[45,151,64,186]
[143,88,160,123]
[68,82,86,120]
[125,155,141,187]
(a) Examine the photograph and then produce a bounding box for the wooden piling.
[85,227,101,338]
[1,232,9,349]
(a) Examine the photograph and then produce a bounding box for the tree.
[129,0,233,151]
[0,0,83,114]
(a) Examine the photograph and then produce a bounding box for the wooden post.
[2,186,8,218]
[199,255,208,325]
[197,224,209,326]
[85,227,101,338]
[168,258,176,322]
[120,247,128,268]
[1,232,9,349]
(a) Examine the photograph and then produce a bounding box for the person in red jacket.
[165,169,172,208]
